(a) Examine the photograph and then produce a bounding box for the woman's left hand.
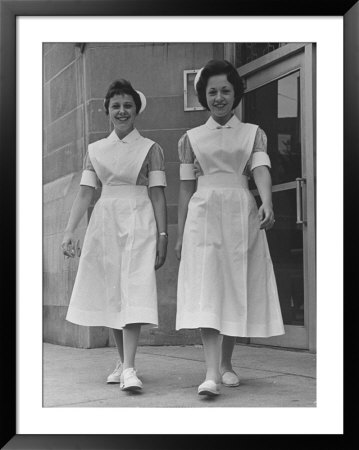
[258,202,275,230]
[155,235,168,270]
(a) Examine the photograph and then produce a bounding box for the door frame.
[235,43,316,352]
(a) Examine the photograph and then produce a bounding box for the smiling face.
[108,94,137,139]
[205,74,235,125]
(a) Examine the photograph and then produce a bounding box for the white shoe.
[198,380,220,396]
[221,370,240,387]
[120,368,143,391]
[106,360,122,384]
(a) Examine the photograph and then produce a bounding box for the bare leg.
[111,328,124,363]
[123,323,142,370]
[220,335,236,374]
[200,328,221,383]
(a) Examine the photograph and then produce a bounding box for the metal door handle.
[296,177,306,225]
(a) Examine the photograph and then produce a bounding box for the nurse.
[62,79,168,392]
[175,60,284,397]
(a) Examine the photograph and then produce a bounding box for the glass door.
[238,45,316,350]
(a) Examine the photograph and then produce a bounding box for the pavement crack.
[137,350,316,379]
[44,397,124,408]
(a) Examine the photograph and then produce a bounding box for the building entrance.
[238,44,316,350]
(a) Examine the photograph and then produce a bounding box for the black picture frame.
[1,0,357,448]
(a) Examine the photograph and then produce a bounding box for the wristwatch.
[159,232,168,239]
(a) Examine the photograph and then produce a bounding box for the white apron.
[66,130,158,329]
[176,119,285,337]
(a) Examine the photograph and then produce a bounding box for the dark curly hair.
[104,79,142,115]
[196,60,244,110]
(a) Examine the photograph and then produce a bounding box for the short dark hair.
[196,60,244,110]
[104,79,142,115]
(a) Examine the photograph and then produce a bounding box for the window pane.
[245,71,301,186]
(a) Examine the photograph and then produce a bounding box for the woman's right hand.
[61,232,76,258]
[174,237,183,261]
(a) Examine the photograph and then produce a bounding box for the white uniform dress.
[176,115,284,337]
[66,128,167,329]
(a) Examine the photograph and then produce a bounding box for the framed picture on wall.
[183,69,206,111]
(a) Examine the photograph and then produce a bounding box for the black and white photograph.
[42,41,316,409]
[3,6,353,445]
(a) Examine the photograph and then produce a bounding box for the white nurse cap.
[194,67,204,92]
[136,90,147,114]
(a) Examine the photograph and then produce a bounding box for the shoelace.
[123,368,137,378]
[111,361,122,374]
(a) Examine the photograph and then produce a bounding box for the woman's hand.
[61,232,76,258]
[60,185,93,258]
[258,202,275,230]
[174,237,183,261]
[155,235,167,270]
[252,166,275,230]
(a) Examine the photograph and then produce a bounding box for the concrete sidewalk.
[43,342,316,408]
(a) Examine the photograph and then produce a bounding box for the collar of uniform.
[205,114,241,130]
[108,128,141,144]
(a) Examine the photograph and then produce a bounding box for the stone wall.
[43,42,223,347]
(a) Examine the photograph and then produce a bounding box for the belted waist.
[197,173,249,189]
[101,184,148,198]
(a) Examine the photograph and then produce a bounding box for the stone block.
[49,63,78,122]
[43,173,89,219]
[44,55,85,117]
[43,82,51,129]
[43,270,76,307]
[88,132,109,145]
[75,56,85,106]
[157,302,176,332]
[88,327,111,348]
[44,43,76,83]
[43,232,75,275]
[85,43,214,99]
[43,198,67,236]
[43,172,76,203]
[213,43,225,60]
[43,142,84,184]
[43,43,56,55]
[43,305,109,348]
[135,96,209,131]
[150,328,202,346]
[46,106,84,154]
[43,198,88,237]
[87,99,111,133]
[138,325,157,346]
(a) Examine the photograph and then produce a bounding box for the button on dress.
[176,115,285,337]
[66,129,166,330]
